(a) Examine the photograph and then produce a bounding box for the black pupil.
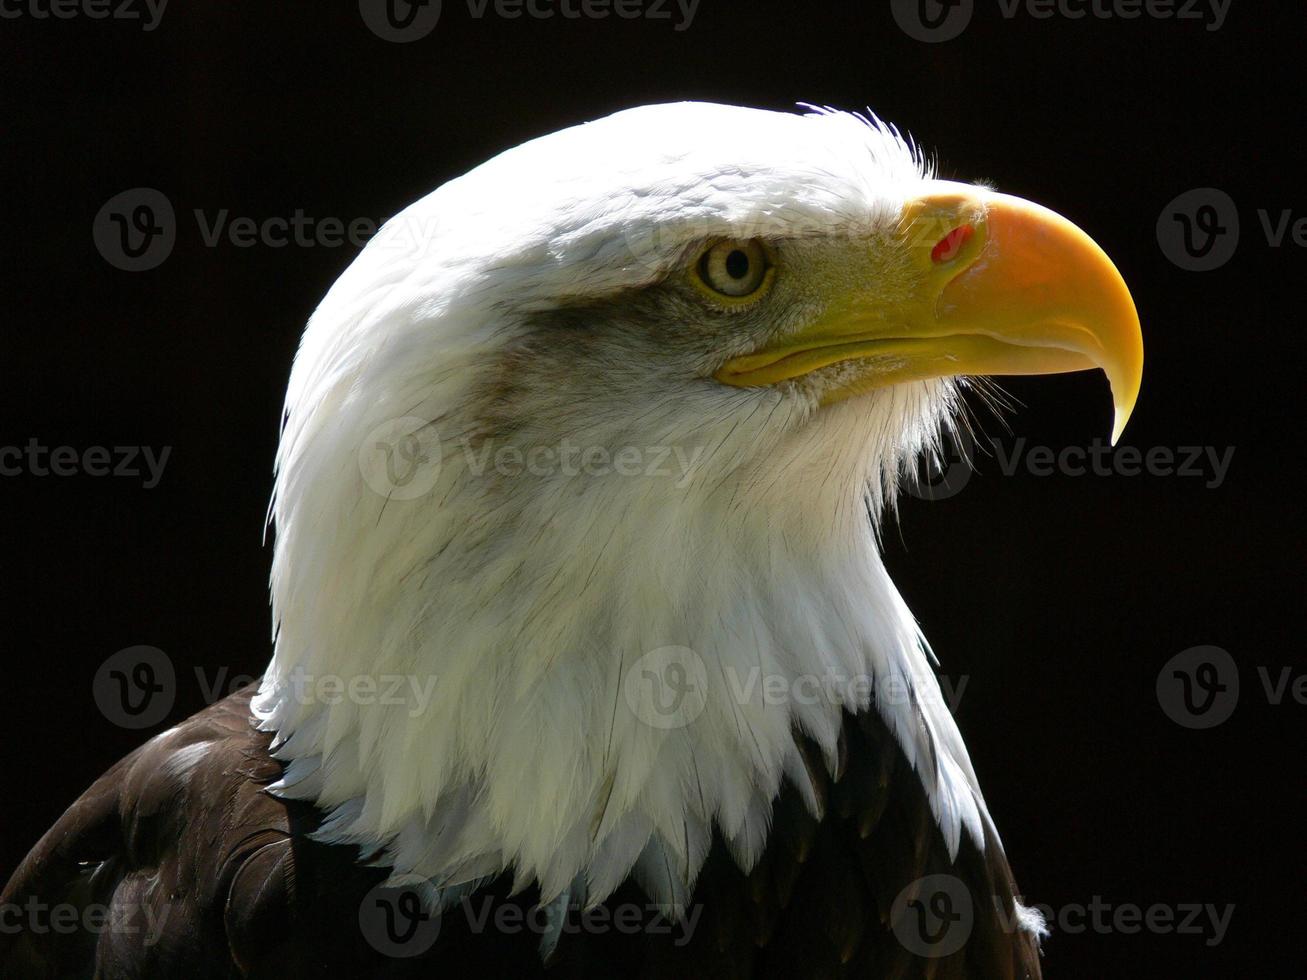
[724,249,750,280]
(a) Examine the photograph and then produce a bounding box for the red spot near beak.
[931,224,974,264]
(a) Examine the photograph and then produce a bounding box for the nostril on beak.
[931,225,975,264]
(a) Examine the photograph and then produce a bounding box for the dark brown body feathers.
[2,685,1041,978]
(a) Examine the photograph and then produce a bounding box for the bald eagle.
[2,102,1141,978]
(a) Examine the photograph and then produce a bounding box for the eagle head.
[253,102,1142,916]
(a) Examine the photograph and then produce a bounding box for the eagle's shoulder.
[2,686,302,977]
[3,690,1041,978]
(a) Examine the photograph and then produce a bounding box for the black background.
[3,1,1302,976]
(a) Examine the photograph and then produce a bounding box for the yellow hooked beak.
[714,187,1143,443]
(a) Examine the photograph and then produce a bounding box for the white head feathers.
[252,102,992,915]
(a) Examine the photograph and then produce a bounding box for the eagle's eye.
[693,239,772,302]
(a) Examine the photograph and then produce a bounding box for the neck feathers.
[255,349,987,911]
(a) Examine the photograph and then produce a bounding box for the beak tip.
[1110,412,1128,447]
[1109,388,1138,446]
[1107,351,1142,447]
